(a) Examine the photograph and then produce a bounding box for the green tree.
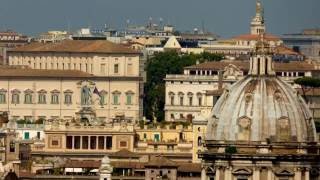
[144,51,223,121]
[294,77,320,103]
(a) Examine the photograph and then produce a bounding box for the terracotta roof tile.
[111,161,145,169]
[145,155,178,167]
[109,149,140,158]
[9,40,140,54]
[64,160,101,168]
[177,163,201,172]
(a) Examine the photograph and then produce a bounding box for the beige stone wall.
[0,78,140,122]
[8,52,140,77]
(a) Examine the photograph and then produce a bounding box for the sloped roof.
[109,149,140,158]
[145,155,178,168]
[185,61,315,72]
[0,66,93,78]
[274,46,301,55]
[9,40,140,54]
[164,36,181,49]
[64,160,101,168]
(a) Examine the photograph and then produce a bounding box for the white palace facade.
[0,40,143,122]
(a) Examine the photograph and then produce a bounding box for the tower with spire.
[250,0,265,35]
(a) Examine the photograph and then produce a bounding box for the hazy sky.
[0,0,319,38]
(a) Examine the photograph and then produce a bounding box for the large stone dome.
[206,75,317,143]
[206,34,317,144]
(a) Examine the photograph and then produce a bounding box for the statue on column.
[81,85,92,106]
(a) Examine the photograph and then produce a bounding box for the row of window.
[0,90,135,105]
[0,92,73,105]
[169,92,203,106]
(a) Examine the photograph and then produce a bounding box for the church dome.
[206,34,317,144]
[206,76,317,143]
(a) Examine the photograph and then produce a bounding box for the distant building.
[282,28,320,61]
[1,40,143,123]
[0,30,29,65]
[200,0,283,58]
[36,31,71,43]
[165,60,317,122]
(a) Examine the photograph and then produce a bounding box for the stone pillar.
[72,136,74,149]
[294,168,302,180]
[267,169,273,180]
[253,168,260,180]
[80,136,82,149]
[305,169,310,180]
[225,167,232,180]
[215,168,221,180]
[201,168,207,180]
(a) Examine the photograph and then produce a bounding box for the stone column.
[80,136,82,149]
[201,168,207,180]
[267,169,273,180]
[294,168,302,180]
[305,169,310,180]
[215,168,221,180]
[253,167,260,180]
[224,167,232,180]
[72,136,74,149]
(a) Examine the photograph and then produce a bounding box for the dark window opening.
[90,136,97,149]
[106,136,112,149]
[66,136,73,149]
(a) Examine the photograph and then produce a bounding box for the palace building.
[0,40,143,123]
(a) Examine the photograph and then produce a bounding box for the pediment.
[275,169,294,176]
[232,168,252,175]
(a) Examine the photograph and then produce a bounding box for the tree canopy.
[294,77,320,88]
[144,51,223,121]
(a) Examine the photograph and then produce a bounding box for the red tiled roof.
[274,46,301,56]
[145,155,178,167]
[9,40,140,54]
[109,149,140,158]
[64,160,101,168]
[111,161,145,169]
[233,33,281,41]
[177,163,202,173]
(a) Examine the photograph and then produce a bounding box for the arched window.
[99,90,107,106]
[197,136,202,146]
[0,89,7,104]
[11,89,20,104]
[178,92,184,106]
[64,90,73,105]
[24,89,33,104]
[50,90,60,104]
[38,89,47,104]
[168,92,175,105]
[112,91,121,105]
[187,92,193,106]
[125,91,134,105]
[197,92,202,106]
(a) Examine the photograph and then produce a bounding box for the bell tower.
[250,0,265,35]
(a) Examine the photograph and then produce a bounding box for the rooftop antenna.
[201,20,205,34]
[159,17,163,29]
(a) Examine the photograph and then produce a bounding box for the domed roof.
[206,75,317,143]
[206,33,317,144]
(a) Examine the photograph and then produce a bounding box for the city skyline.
[0,0,319,37]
